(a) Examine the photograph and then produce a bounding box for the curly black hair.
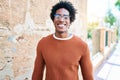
[50,1,77,23]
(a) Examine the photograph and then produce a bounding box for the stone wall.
[0,0,87,80]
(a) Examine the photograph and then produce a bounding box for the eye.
[54,14,60,19]
[56,15,60,19]
[64,16,69,20]
[63,15,70,20]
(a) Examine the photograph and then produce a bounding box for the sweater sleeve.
[79,44,94,80]
[32,41,45,80]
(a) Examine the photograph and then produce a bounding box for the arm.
[80,44,94,80]
[32,41,45,80]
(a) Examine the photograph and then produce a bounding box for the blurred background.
[0,0,120,80]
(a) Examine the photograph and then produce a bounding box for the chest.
[42,43,83,68]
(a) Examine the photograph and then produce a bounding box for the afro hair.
[50,1,77,23]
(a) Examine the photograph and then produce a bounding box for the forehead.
[56,8,69,15]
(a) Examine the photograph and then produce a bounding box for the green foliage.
[87,28,92,39]
[115,0,120,11]
[104,10,116,27]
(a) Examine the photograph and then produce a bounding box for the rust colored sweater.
[32,34,93,80]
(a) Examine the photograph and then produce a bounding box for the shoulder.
[73,35,89,53]
[39,34,53,42]
[73,35,87,46]
[37,34,53,46]
[73,36,91,58]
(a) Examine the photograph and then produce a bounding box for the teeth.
[58,24,65,26]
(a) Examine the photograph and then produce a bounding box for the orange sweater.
[32,34,93,80]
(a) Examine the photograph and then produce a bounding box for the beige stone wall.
[0,0,27,28]
[0,0,9,22]
[30,0,58,26]
[0,0,87,79]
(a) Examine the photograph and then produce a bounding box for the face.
[53,8,70,34]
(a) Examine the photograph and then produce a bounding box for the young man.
[32,1,94,80]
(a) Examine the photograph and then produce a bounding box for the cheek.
[53,19,57,25]
[67,21,70,26]
[67,19,71,24]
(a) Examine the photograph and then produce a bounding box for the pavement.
[94,41,120,80]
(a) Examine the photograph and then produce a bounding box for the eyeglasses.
[54,14,70,20]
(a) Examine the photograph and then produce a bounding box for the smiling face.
[53,8,70,34]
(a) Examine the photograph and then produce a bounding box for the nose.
[59,17,64,21]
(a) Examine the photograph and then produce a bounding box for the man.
[32,1,94,80]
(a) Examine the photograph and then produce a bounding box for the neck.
[55,32,69,38]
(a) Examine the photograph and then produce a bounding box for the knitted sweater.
[32,34,93,80]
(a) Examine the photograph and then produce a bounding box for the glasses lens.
[54,14,70,20]
[64,15,70,20]
[54,14,60,19]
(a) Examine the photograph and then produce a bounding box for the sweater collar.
[53,33,73,40]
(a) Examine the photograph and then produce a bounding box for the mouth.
[57,24,66,28]
[55,23,68,33]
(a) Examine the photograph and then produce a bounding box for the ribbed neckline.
[53,33,73,40]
